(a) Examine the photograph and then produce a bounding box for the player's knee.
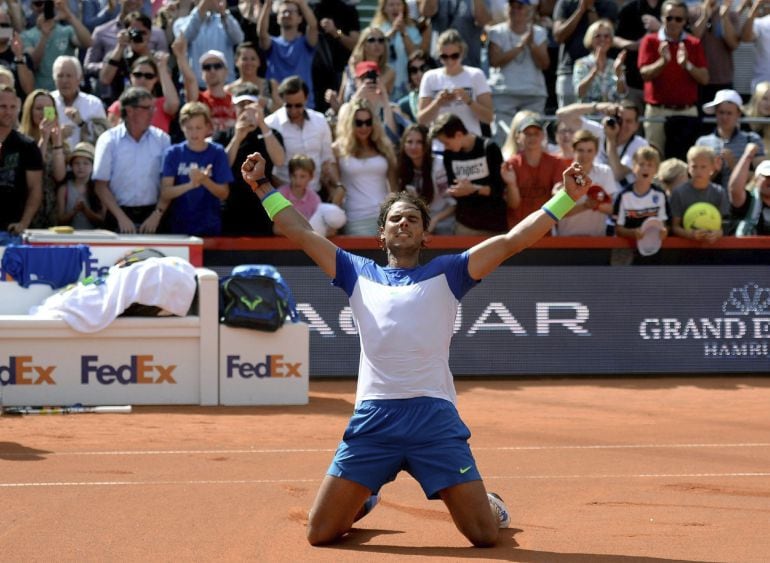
[306,514,341,546]
[468,525,498,548]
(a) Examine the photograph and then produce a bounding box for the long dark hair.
[397,124,434,204]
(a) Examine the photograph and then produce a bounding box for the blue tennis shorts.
[327,396,482,499]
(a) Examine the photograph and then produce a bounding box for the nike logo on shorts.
[459,466,472,474]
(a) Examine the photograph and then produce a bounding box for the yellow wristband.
[261,190,293,221]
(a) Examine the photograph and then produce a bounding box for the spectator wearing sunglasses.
[258,0,319,108]
[173,0,244,88]
[334,27,395,107]
[106,54,180,133]
[371,0,424,101]
[397,49,430,122]
[417,29,493,140]
[639,0,708,156]
[487,0,550,147]
[264,75,336,196]
[177,49,236,133]
[420,0,491,69]
[329,98,398,235]
[99,12,155,105]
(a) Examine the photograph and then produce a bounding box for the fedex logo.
[226,355,302,379]
[84,256,110,278]
[81,355,177,385]
[0,356,56,385]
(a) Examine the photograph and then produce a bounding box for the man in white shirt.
[264,75,336,194]
[50,56,107,149]
[93,86,170,234]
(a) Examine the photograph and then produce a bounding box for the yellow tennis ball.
[683,202,722,231]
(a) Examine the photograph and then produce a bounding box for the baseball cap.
[516,116,544,134]
[199,49,227,68]
[702,89,743,115]
[637,217,664,256]
[755,160,770,177]
[355,61,379,78]
[68,141,95,162]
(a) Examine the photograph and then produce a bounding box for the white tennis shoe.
[487,492,511,528]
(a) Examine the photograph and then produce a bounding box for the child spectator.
[613,146,670,244]
[56,142,105,229]
[160,102,233,235]
[670,145,730,241]
[554,129,617,236]
[656,157,688,195]
[277,154,347,237]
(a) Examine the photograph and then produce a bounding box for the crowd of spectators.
[1,0,769,243]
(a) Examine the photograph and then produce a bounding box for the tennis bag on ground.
[220,264,300,331]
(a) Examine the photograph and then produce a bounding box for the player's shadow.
[0,442,51,461]
[331,527,706,562]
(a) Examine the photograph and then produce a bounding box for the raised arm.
[466,162,588,280]
[241,152,338,277]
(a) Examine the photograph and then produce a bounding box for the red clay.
[2,376,769,562]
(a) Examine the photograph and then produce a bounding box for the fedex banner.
[270,265,770,377]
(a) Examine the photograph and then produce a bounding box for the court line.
[1,443,769,457]
[2,472,770,488]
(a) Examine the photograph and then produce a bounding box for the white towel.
[30,257,197,333]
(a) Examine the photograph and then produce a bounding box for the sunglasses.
[439,52,461,61]
[0,22,11,28]
[31,0,45,5]
[366,37,386,44]
[408,63,429,75]
[665,15,685,22]
[201,62,225,71]
[284,103,304,109]
[354,118,373,127]
[131,71,156,80]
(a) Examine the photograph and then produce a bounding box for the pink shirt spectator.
[279,184,321,220]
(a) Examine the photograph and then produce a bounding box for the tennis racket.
[2,405,132,416]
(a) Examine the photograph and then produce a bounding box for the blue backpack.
[220,265,300,331]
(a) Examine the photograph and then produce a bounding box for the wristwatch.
[256,177,271,186]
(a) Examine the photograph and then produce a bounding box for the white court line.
[2,473,770,488]
[1,443,769,457]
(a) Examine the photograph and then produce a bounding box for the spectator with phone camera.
[21,0,92,91]
[417,29,493,140]
[213,82,286,235]
[0,11,32,98]
[334,60,407,147]
[19,89,66,228]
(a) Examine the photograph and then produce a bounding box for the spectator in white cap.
[695,88,766,190]
[179,49,236,132]
[173,0,244,88]
[728,144,770,235]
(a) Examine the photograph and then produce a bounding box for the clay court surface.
[2,376,769,562]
